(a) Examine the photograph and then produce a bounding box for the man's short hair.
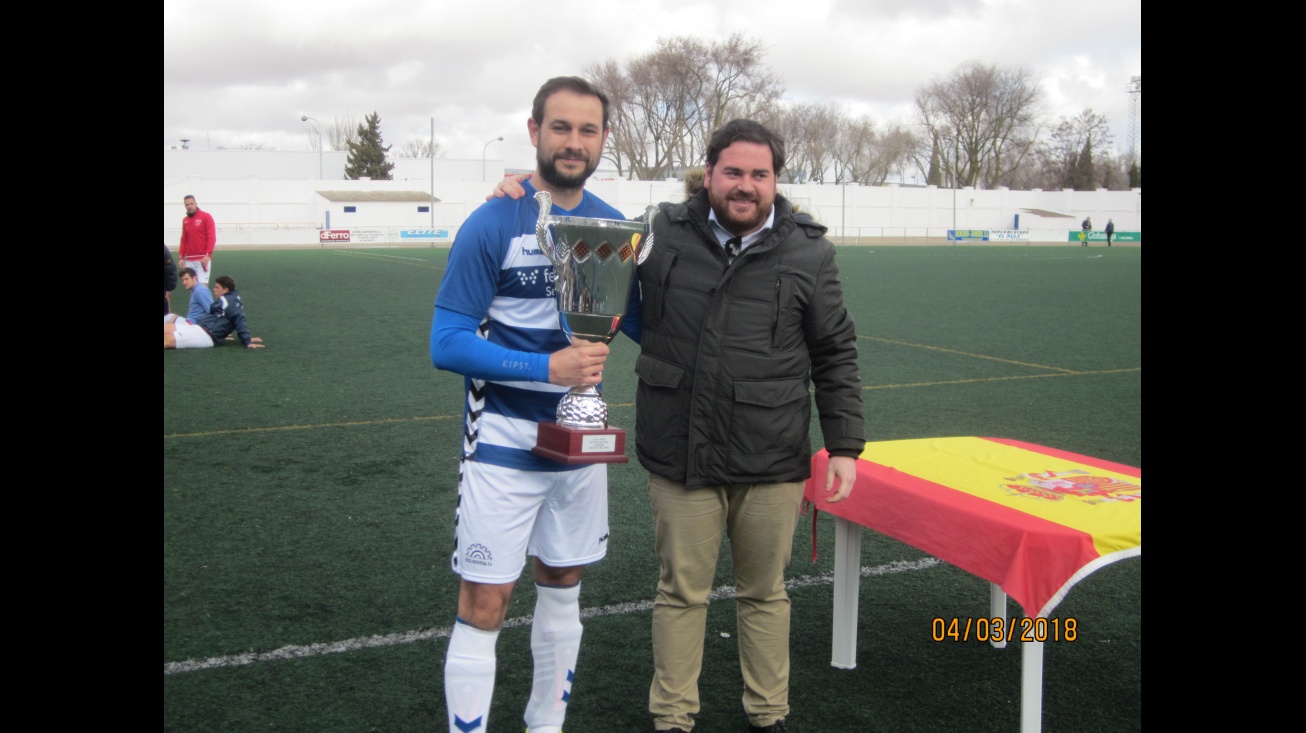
[531,76,611,131]
[180,267,198,279]
[706,119,786,174]
[214,275,236,290]
[183,194,196,203]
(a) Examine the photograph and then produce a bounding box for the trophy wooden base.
[533,421,629,464]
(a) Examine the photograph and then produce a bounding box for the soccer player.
[429,76,633,733]
[164,275,264,349]
[164,267,213,324]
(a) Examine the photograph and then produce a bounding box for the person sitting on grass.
[164,275,265,349]
[164,267,213,324]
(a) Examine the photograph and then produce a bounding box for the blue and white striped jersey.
[432,179,626,471]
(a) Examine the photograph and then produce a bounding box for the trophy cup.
[532,190,657,464]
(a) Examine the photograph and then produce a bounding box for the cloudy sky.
[164,0,1141,171]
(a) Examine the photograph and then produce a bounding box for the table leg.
[1020,639,1045,733]
[989,582,1007,650]
[831,516,861,669]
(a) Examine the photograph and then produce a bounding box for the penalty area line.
[163,557,941,675]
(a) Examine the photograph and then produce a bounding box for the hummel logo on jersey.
[599,533,609,543]
[522,246,543,256]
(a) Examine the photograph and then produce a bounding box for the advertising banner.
[350,229,386,244]
[1069,231,1141,243]
[399,228,452,242]
[989,229,1030,241]
[948,229,989,241]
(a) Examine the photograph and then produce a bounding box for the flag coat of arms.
[806,437,1141,617]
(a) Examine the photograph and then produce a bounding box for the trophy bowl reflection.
[532,190,657,464]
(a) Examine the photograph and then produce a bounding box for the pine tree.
[343,111,395,180]
[926,141,942,187]
[1072,138,1096,191]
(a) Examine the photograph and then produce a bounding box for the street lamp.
[301,115,322,179]
[483,136,503,180]
[951,126,959,239]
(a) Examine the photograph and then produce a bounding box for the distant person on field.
[164,244,178,316]
[1105,218,1115,247]
[1081,216,1092,246]
[178,195,217,284]
[164,275,264,349]
[164,267,214,324]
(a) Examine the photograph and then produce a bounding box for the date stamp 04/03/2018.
[931,617,1078,643]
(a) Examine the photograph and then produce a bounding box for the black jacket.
[164,244,178,315]
[634,191,865,489]
[198,290,254,346]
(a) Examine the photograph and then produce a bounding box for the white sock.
[445,618,499,733]
[524,583,583,733]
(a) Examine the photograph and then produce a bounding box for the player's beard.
[708,188,770,236]
[538,149,597,192]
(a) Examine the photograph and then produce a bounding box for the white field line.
[164,557,941,675]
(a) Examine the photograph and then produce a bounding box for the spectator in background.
[164,267,214,324]
[164,275,264,349]
[179,195,217,284]
[164,244,178,316]
[1081,216,1092,246]
[1105,218,1115,247]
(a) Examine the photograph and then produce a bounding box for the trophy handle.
[535,191,553,262]
[637,205,658,265]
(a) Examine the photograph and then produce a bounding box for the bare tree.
[833,117,917,185]
[586,34,782,180]
[915,61,1042,189]
[1049,109,1113,189]
[692,34,784,163]
[325,113,361,152]
[783,102,842,183]
[395,138,444,158]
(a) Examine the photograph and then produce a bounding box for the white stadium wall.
[164,150,1141,247]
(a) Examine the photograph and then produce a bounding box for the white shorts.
[164,313,179,324]
[172,318,214,349]
[451,460,608,583]
[181,258,211,284]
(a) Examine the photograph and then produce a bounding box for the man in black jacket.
[488,120,864,733]
[636,120,864,733]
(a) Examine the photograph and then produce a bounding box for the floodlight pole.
[301,115,323,179]
[438,115,444,229]
[952,126,959,239]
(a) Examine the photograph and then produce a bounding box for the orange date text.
[930,617,1078,642]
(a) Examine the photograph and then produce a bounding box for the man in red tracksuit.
[178,194,216,284]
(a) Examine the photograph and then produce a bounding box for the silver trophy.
[533,190,657,462]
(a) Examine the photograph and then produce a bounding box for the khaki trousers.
[647,473,805,731]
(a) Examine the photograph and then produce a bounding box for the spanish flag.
[806,437,1141,617]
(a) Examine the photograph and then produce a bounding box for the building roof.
[1018,208,1074,219]
[315,190,439,203]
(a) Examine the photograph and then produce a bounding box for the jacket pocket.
[729,377,810,462]
[634,353,689,471]
[635,352,684,389]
